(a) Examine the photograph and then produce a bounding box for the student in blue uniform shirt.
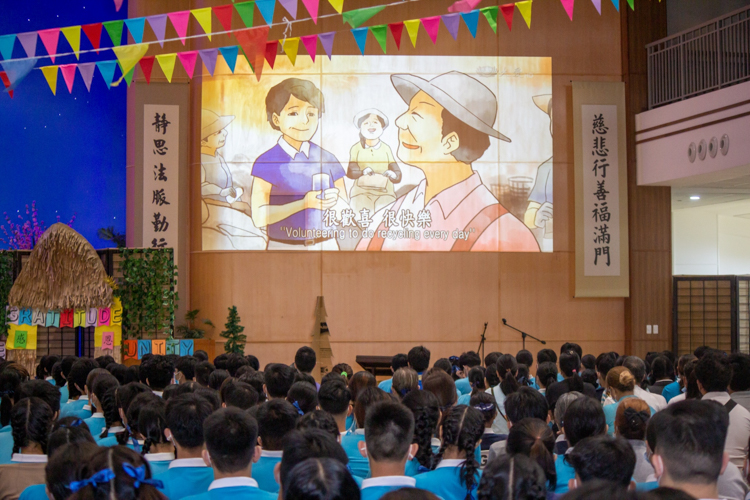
[83,374,119,439]
[283,458,360,500]
[252,399,300,493]
[402,390,441,476]
[0,363,29,435]
[516,349,538,389]
[565,435,637,491]
[359,401,418,500]
[603,367,654,436]
[50,362,68,405]
[154,394,216,500]
[97,382,150,448]
[486,386,549,464]
[58,358,97,420]
[181,407,276,500]
[135,396,174,474]
[470,392,506,468]
[457,367,486,406]
[662,354,694,403]
[455,351,482,396]
[476,454,549,500]
[415,405,484,500]
[378,354,408,394]
[342,386,391,478]
[553,396,608,494]
[318,379,353,438]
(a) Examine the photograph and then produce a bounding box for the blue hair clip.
[123,463,164,489]
[69,468,115,492]
[68,419,82,428]
[292,401,304,416]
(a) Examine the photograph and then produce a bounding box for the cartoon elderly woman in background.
[346,109,402,215]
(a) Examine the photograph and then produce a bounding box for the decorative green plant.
[176,309,214,339]
[117,248,178,339]
[0,252,14,338]
[221,306,246,354]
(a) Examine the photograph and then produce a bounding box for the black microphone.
[502,318,507,325]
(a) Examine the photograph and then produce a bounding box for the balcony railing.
[647,5,750,109]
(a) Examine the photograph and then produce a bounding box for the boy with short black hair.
[220,379,259,410]
[359,401,418,499]
[175,356,198,384]
[456,351,481,396]
[487,386,548,462]
[407,346,430,375]
[141,355,175,395]
[182,407,275,500]
[263,363,295,400]
[155,394,216,500]
[318,380,352,434]
[252,399,300,493]
[294,346,317,376]
[195,361,215,388]
[566,435,636,491]
[379,354,408,394]
[59,358,97,419]
[342,387,391,479]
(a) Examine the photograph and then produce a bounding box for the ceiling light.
[690,196,701,200]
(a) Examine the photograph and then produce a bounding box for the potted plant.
[221,306,246,354]
[176,309,214,339]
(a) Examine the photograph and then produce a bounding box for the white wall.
[673,208,750,275]
[718,215,750,274]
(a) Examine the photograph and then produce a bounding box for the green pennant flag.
[342,5,386,28]
[102,20,124,47]
[370,25,387,54]
[123,66,135,86]
[626,0,634,10]
[235,1,255,28]
[480,6,498,33]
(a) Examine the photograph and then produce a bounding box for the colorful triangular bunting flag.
[219,46,239,72]
[481,6,499,33]
[389,22,404,50]
[517,0,533,29]
[328,0,344,14]
[59,64,76,93]
[82,23,102,52]
[1,57,38,92]
[611,0,619,12]
[282,37,299,65]
[114,0,124,12]
[448,0,482,13]
[0,35,14,61]
[461,11,479,38]
[155,53,177,83]
[235,26,269,81]
[421,17,440,44]
[301,35,318,61]
[17,32,38,58]
[591,0,602,14]
[95,60,117,88]
[319,32,335,60]
[199,48,219,76]
[168,11,191,45]
[124,18,146,44]
[112,44,149,76]
[370,25,387,53]
[256,0,276,25]
[265,40,278,68]
[147,14,168,47]
[78,62,96,91]
[40,65,58,95]
[177,51,198,79]
[499,4,513,31]
[60,27,81,59]
[102,20,124,47]
[122,67,134,86]
[301,0,320,23]
[139,55,155,83]
[213,5,234,33]
[404,19,420,47]
[0,71,11,98]
[561,0,575,20]
[627,0,634,10]
[441,14,461,40]
[351,27,368,55]
[192,8,213,41]
[279,0,298,19]
[235,1,255,28]
[343,6,386,28]
[38,29,60,63]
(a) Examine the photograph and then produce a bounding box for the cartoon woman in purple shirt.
[250,78,347,251]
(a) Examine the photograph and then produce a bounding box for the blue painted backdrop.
[0,0,128,249]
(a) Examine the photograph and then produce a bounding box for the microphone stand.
[501,319,546,350]
[477,322,488,366]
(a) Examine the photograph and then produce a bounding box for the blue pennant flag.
[461,10,480,38]
[219,46,239,73]
[96,60,117,89]
[352,27,368,55]
[0,35,15,60]
[124,18,146,44]
[256,0,277,25]
[1,57,38,92]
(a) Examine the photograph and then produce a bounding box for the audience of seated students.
[505,418,556,490]
[343,387,391,479]
[401,389,441,475]
[83,374,119,438]
[487,386,548,462]
[623,356,667,412]
[486,354,520,435]
[137,397,174,475]
[59,358,96,420]
[318,379,353,437]
[378,354,408,394]
[516,350,537,389]
[647,356,675,397]
[415,405,484,500]
[613,397,654,483]
[566,435,636,491]
[253,399,299,493]
[471,392,504,466]
[391,368,419,402]
[456,351,482,396]
[476,454,548,500]
[0,379,60,464]
[661,353,694,403]
[729,353,750,413]
[603,367,655,436]
[535,361,558,397]
[458,367,487,406]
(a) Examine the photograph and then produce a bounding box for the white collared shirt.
[634,386,666,411]
[90,412,104,419]
[208,477,260,490]
[83,405,92,411]
[108,426,126,433]
[702,391,750,467]
[363,141,382,150]
[483,428,496,435]
[11,454,47,463]
[144,452,175,462]
[169,458,208,469]
[66,394,88,405]
[436,459,466,469]
[153,391,164,397]
[278,137,311,159]
[260,450,283,458]
[361,476,416,489]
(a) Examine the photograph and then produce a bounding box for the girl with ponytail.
[84,374,119,439]
[505,418,557,490]
[415,405,485,500]
[614,397,654,482]
[0,363,30,429]
[476,454,548,500]
[99,382,151,449]
[458,367,486,405]
[535,362,558,396]
[402,389,441,475]
[136,399,174,475]
[470,392,505,455]
[97,385,128,445]
[486,354,519,436]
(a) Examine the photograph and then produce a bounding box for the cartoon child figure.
[524,94,553,252]
[250,78,348,251]
[347,109,401,215]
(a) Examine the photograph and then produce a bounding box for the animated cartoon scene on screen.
[200,56,553,252]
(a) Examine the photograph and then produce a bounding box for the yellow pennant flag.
[156,53,177,82]
[112,43,149,77]
[328,0,344,14]
[516,0,533,28]
[282,37,300,65]
[61,26,81,59]
[41,66,58,95]
[192,8,213,41]
[404,19,420,48]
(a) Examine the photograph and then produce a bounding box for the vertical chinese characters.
[591,114,610,267]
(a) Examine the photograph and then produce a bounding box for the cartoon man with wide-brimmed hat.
[356,71,539,252]
[201,109,239,203]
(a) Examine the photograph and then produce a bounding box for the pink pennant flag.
[78,62,96,91]
[113,0,124,11]
[591,0,602,14]
[318,32,335,60]
[301,34,318,62]
[421,16,441,44]
[17,32,38,58]
[448,0,482,13]
[301,0,320,23]
[38,29,60,63]
[59,63,76,93]
[177,51,198,79]
[561,0,575,20]
[279,0,298,18]
[168,11,191,45]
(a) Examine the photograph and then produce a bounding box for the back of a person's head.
[497,354,520,396]
[695,352,732,393]
[224,353,249,377]
[282,457,361,500]
[622,357,646,383]
[295,346,317,374]
[536,362,558,390]
[606,366,636,394]
[402,389,441,471]
[256,399,300,450]
[68,358,98,398]
[558,480,638,500]
[137,398,168,454]
[390,354,409,372]
[107,364,133,386]
[728,353,750,392]
[116,382,150,416]
[467,366,487,392]
[348,371,377,403]
[554,391,583,428]
[279,429,350,490]
[647,399,728,485]
[174,356,198,381]
[506,418,556,489]
[649,356,674,383]
[318,380,351,416]
[581,354,596,371]
[194,361,215,387]
[615,397,650,440]
[354,386,390,428]
[331,363,353,380]
[459,351,482,369]
[676,354,697,375]
[596,352,617,379]
[392,367,419,398]
[46,442,100,500]
[485,352,503,368]
[560,343,583,358]
[433,358,452,375]
[562,397,606,446]
[380,489,440,500]
[537,349,557,365]
[69,445,165,500]
[567,435,636,488]
[220,379,259,410]
[477,454,547,500]
[125,392,160,436]
[296,410,340,440]
[559,351,582,378]
[204,407,259,473]
[516,350,533,368]
[47,424,96,457]
[244,354,260,371]
[208,369,230,391]
[265,363,296,398]
[165,393,214,449]
[408,346,431,373]
[694,346,713,359]
[505,386,548,424]
[422,370,457,409]
[140,355,174,391]
[365,401,415,462]
[439,405,485,496]
[12,396,54,453]
[16,378,62,413]
[287,381,318,415]
[470,392,498,426]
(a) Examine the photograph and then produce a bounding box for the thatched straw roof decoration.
[8,223,113,310]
